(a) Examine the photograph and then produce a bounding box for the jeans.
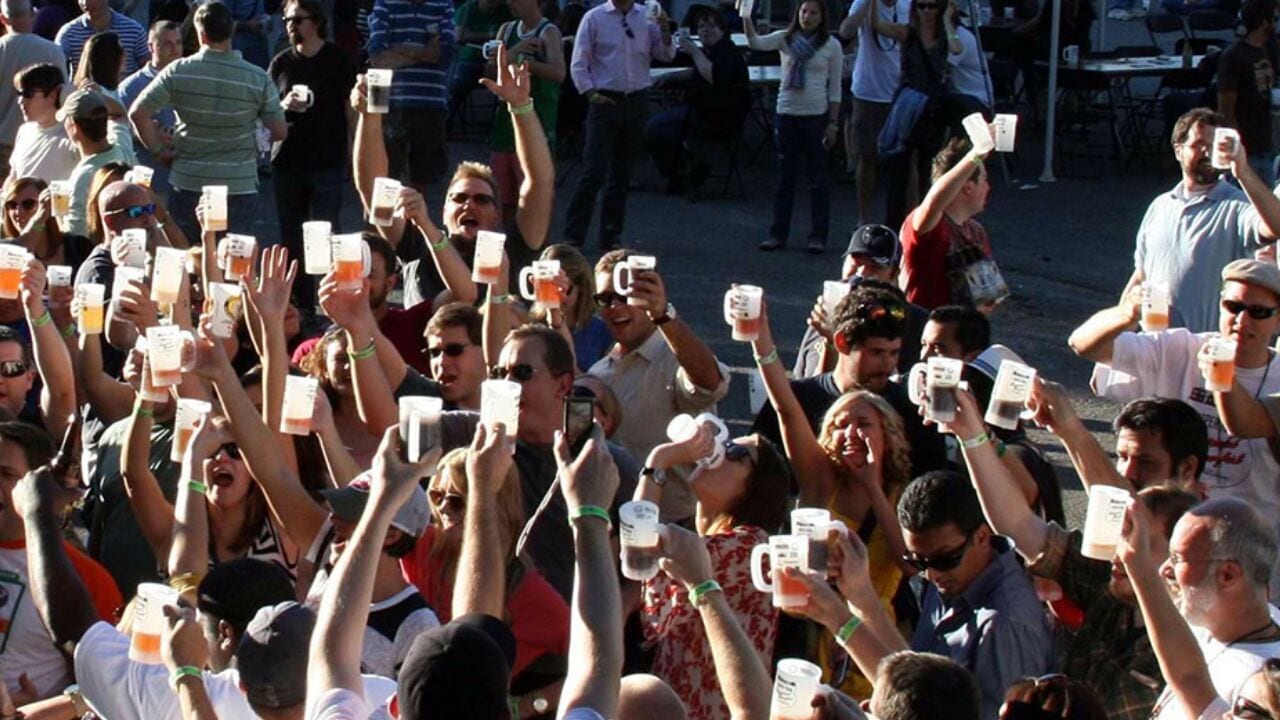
[644,105,693,181]
[565,93,647,248]
[447,59,486,110]
[383,106,449,190]
[169,188,261,245]
[770,113,830,245]
[273,164,346,311]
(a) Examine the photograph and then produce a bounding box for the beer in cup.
[219,234,256,282]
[366,69,393,114]
[76,283,105,334]
[1213,127,1239,171]
[1141,281,1170,332]
[1203,336,1238,392]
[399,395,443,470]
[129,583,180,664]
[993,113,1018,152]
[518,260,562,308]
[147,325,195,388]
[302,221,333,275]
[171,398,212,462]
[770,659,823,720]
[126,166,154,188]
[962,112,995,155]
[133,336,167,403]
[722,284,763,342]
[48,180,71,219]
[822,280,850,320]
[472,230,506,285]
[47,265,72,287]
[480,379,521,440]
[984,360,1036,430]
[332,233,372,291]
[906,357,965,423]
[201,185,228,232]
[750,534,810,608]
[113,266,146,313]
[370,177,401,227]
[290,83,314,108]
[666,412,729,468]
[207,282,242,338]
[151,247,186,305]
[618,501,661,581]
[280,375,320,435]
[0,245,27,300]
[790,508,848,574]
[116,228,148,268]
[611,255,656,306]
[1081,485,1133,560]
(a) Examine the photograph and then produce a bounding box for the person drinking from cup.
[527,244,611,373]
[1071,258,1280,594]
[1,177,91,272]
[632,421,790,719]
[586,249,728,524]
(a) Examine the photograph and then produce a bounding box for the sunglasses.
[447,192,496,207]
[428,489,466,512]
[4,199,36,212]
[723,440,756,465]
[1234,696,1275,720]
[1221,298,1280,320]
[103,203,156,219]
[902,535,972,573]
[283,14,313,23]
[592,291,626,309]
[491,363,537,382]
[215,442,242,461]
[854,302,906,322]
[621,13,635,38]
[0,360,26,378]
[426,342,470,358]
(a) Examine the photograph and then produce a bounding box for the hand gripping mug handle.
[178,331,199,372]
[750,544,773,593]
[613,262,632,296]
[723,290,740,326]
[518,266,537,302]
[827,520,849,541]
[361,242,372,278]
[906,363,927,406]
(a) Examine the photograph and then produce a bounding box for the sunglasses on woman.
[428,489,466,512]
[215,442,242,461]
[902,534,972,572]
[1234,696,1275,720]
[4,199,37,212]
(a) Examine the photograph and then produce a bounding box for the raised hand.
[317,274,375,338]
[20,256,46,318]
[480,43,533,108]
[467,422,515,498]
[370,426,439,509]
[116,277,160,332]
[830,532,875,605]
[783,567,852,629]
[656,523,714,588]
[243,245,297,323]
[161,604,209,673]
[189,316,232,381]
[555,427,619,512]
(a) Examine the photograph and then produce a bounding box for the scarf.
[786,31,818,90]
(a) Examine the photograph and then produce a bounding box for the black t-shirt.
[750,372,949,481]
[1217,39,1278,155]
[687,36,750,132]
[901,26,949,97]
[400,222,538,309]
[269,43,358,171]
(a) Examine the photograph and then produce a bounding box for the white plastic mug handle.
[360,242,372,278]
[179,331,198,372]
[518,266,536,301]
[750,544,773,593]
[613,262,633,296]
[827,520,849,540]
[907,363,927,406]
[723,290,739,326]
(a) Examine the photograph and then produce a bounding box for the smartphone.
[563,396,595,458]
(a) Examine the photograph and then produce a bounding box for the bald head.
[617,675,688,720]
[99,182,154,234]
[1186,497,1276,591]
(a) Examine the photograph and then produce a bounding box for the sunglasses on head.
[103,203,156,219]
[593,291,626,309]
[215,442,242,461]
[426,342,470,359]
[854,302,906,322]
[447,191,495,207]
[1221,298,1280,320]
[4,199,36,212]
[902,534,972,573]
[428,488,466,511]
[723,440,756,465]
[0,360,26,378]
[491,363,537,382]
[1234,696,1275,720]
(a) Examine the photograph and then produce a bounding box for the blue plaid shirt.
[366,0,456,110]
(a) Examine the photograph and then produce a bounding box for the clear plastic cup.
[993,113,1018,152]
[399,395,443,469]
[1213,127,1239,171]
[1141,281,1170,333]
[151,247,186,305]
[171,398,212,462]
[907,357,965,423]
[280,375,320,435]
[113,266,146,313]
[790,508,848,575]
[0,246,28,300]
[1204,336,1238,392]
[370,177,401,227]
[619,500,661,581]
[722,285,763,342]
[290,83,314,107]
[219,234,256,282]
[771,659,823,720]
[47,265,72,287]
[116,228,148,268]
[134,336,168,403]
[201,185,228,232]
[332,233,371,290]
[127,166,154,188]
[302,221,333,275]
[962,112,995,155]
[76,283,105,334]
[129,583,180,664]
[518,260,561,308]
[472,230,506,285]
[48,180,71,219]
[822,280,850,319]
[147,325,195,388]
[612,255,656,306]
[480,378,521,439]
[984,360,1036,430]
[1081,485,1133,560]
[366,69,393,114]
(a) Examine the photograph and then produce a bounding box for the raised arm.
[1224,131,1280,242]
[484,45,554,250]
[870,6,909,40]
[240,247,300,472]
[454,423,514,619]
[1067,287,1141,365]
[319,276,402,436]
[1026,379,1131,492]
[397,187,478,305]
[120,397,176,562]
[627,269,722,392]
[161,606,219,720]
[20,261,74,440]
[76,328,135,426]
[350,77,410,250]
[912,145,988,234]
[839,0,870,40]
[168,415,230,578]
[556,430,623,719]
[1213,383,1277,438]
[482,255,512,372]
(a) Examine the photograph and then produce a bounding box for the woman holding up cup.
[526,244,611,372]
[1,177,91,273]
[749,294,915,697]
[633,423,791,719]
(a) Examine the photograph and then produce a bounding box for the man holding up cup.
[1071,258,1280,595]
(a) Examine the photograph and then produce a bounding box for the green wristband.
[510,100,534,116]
[754,348,779,366]
[488,292,513,305]
[430,232,450,252]
[135,404,154,418]
[688,579,723,607]
[169,665,202,691]
[959,431,991,450]
[348,341,376,361]
[187,480,208,495]
[60,323,76,338]
[568,504,611,528]
[836,614,863,643]
[31,310,52,328]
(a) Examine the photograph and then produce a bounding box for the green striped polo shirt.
[133,48,284,194]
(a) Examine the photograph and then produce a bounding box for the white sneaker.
[1107,8,1129,19]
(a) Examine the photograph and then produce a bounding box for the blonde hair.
[449,162,500,207]
[817,390,911,497]
[530,243,596,331]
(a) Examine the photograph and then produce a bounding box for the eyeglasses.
[491,363,538,382]
[902,535,972,573]
[621,13,634,38]
[0,360,26,378]
[1221,298,1280,320]
[426,342,471,358]
[1167,551,1229,565]
[103,203,156,219]
[1233,696,1275,720]
[447,192,496,207]
[428,489,466,512]
[593,291,626,308]
[215,442,242,461]
[4,199,37,212]
[283,14,313,24]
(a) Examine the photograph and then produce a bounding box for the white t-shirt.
[1093,330,1280,592]
[8,121,78,183]
[1151,627,1280,720]
[849,0,911,102]
[307,689,370,720]
[0,544,69,698]
[75,622,396,720]
[361,586,440,679]
[948,26,992,108]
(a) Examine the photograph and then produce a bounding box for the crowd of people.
[0,0,1274,716]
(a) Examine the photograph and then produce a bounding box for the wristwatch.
[650,303,677,326]
[641,466,667,486]
[65,684,90,717]
[533,696,550,715]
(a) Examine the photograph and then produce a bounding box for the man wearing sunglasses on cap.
[1073,258,1280,595]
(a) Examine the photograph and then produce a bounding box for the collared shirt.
[587,329,729,522]
[911,540,1055,720]
[1133,179,1270,333]
[55,10,149,76]
[133,47,285,194]
[570,0,676,95]
[365,0,456,110]
[65,143,128,237]
[119,64,176,133]
[1027,522,1162,720]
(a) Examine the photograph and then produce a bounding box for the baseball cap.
[396,613,517,720]
[55,87,108,122]
[235,601,315,709]
[1222,258,1280,299]
[196,558,296,635]
[320,472,430,537]
[843,224,901,267]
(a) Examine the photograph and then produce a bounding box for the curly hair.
[817,390,911,499]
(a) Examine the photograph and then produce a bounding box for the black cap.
[396,614,516,720]
[196,559,296,636]
[236,602,314,709]
[843,224,901,267]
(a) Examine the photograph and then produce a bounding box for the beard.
[1189,158,1220,186]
